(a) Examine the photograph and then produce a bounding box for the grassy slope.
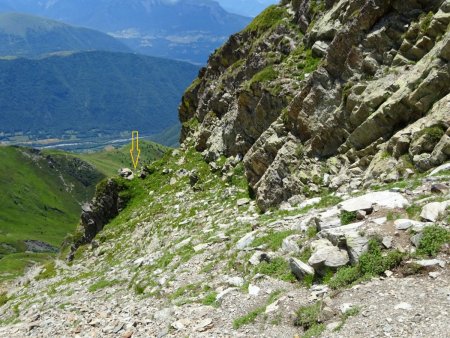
[0,141,168,281]
[0,146,102,281]
[66,141,169,177]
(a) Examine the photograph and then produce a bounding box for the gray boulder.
[235,231,256,250]
[345,231,369,263]
[289,258,315,280]
[282,235,301,254]
[308,239,349,269]
[420,201,449,222]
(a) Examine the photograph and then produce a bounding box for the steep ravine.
[180,0,450,211]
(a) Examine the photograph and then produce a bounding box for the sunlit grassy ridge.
[76,141,169,176]
[0,141,169,282]
[0,146,102,281]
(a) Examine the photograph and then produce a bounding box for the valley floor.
[0,149,449,338]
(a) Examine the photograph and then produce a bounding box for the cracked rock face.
[180,0,450,210]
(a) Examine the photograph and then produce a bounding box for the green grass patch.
[309,0,325,14]
[406,205,421,220]
[0,252,55,282]
[294,301,327,336]
[254,257,296,282]
[340,210,357,225]
[233,306,265,329]
[386,211,401,221]
[202,292,218,306]
[244,5,287,34]
[329,240,405,289]
[0,292,8,306]
[252,230,295,251]
[88,279,120,292]
[417,226,450,257]
[416,126,444,144]
[307,226,318,239]
[0,147,103,280]
[328,266,360,289]
[134,283,145,295]
[35,261,56,280]
[232,290,284,329]
[420,12,434,32]
[247,65,279,88]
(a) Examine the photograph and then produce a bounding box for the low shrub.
[417,226,450,257]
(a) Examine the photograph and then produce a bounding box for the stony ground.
[0,150,449,338]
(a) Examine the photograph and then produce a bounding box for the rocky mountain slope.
[180,0,450,211]
[0,146,448,337]
[0,1,449,337]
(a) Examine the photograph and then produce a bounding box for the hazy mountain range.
[0,51,199,142]
[215,0,278,17]
[0,12,130,58]
[0,0,253,63]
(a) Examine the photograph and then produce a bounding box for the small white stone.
[429,271,441,279]
[394,302,412,311]
[248,284,260,296]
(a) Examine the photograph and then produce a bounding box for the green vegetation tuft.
[254,257,296,282]
[134,283,145,295]
[36,261,57,280]
[294,301,324,337]
[359,240,404,276]
[248,66,279,87]
[309,0,325,14]
[0,292,8,306]
[329,240,405,289]
[202,292,218,306]
[307,226,318,239]
[328,266,360,289]
[420,12,434,32]
[233,306,265,329]
[340,210,357,225]
[232,290,283,329]
[244,5,287,34]
[252,230,295,251]
[417,226,450,257]
[334,306,360,331]
[88,279,120,292]
[417,126,444,144]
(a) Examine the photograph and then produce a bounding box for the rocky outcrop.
[180,0,450,210]
[67,179,128,261]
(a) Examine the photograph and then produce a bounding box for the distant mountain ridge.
[0,12,130,58]
[0,51,199,140]
[216,0,278,17]
[0,0,252,63]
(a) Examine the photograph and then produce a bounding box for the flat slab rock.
[339,191,410,212]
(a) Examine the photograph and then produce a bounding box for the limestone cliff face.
[180,0,450,211]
